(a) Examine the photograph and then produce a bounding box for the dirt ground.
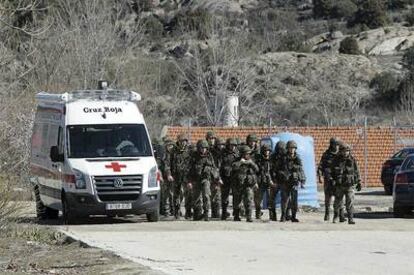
[0,224,162,275]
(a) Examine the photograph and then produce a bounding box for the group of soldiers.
[318,138,362,224]
[154,132,361,224]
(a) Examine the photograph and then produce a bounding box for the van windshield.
[67,124,152,158]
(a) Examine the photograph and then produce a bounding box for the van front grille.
[93,175,143,202]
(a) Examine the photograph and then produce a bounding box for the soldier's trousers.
[325,182,344,218]
[254,186,267,212]
[193,179,211,217]
[333,185,354,219]
[221,177,232,215]
[173,180,182,215]
[210,182,221,217]
[233,185,254,218]
[281,185,298,218]
[160,181,173,215]
[268,184,280,210]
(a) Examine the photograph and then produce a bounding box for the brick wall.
[164,126,414,187]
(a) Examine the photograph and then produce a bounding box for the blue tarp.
[260,132,320,208]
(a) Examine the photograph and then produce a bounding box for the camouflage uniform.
[246,133,260,162]
[254,144,273,220]
[188,140,220,221]
[220,138,239,220]
[171,134,192,219]
[269,141,287,221]
[160,138,174,216]
[209,137,225,218]
[331,144,361,224]
[232,145,259,222]
[280,141,305,223]
[318,137,344,221]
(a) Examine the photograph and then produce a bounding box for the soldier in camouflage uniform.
[269,141,287,221]
[152,138,165,215]
[280,140,305,223]
[331,144,361,224]
[232,145,259,222]
[210,137,225,218]
[188,140,221,221]
[246,134,260,161]
[160,138,175,217]
[254,144,274,220]
[171,134,192,219]
[220,138,239,220]
[318,137,344,221]
[206,131,217,148]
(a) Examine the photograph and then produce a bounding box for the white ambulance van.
[30,86,160,224]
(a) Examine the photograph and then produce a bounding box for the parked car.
[381,148,414,195]
[393,154,414,217]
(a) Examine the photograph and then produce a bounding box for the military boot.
[211,209,219,219]
[348,212,355,224]
[269,209,277,221]
[255,208,262,220]
[204,212,209,221]
[324,207,330,221]
[332,213,339,223]
[291,212,299,223]
[221,207,228,220]
[280,212,286,222]
[339,209,347,222]
[233,210,241,221]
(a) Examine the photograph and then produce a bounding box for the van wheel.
[62,196,76,225]
[393,205,407,218]
[146,210,159,222]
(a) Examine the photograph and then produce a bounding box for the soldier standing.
[206,131,217,148]
[188,140,221,221]
[160,138,175,217]
[220,138,239,220]
[269,141,286,221]
[332,144,361,224]
[210,137,225,218]
[171,134,192,219]
[318,137,343,221]
[280,140,305,223]
[254,144,274,220]
[246,134,260,161]
[232,145,259,222]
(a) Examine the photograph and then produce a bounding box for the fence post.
[364,117,368,188]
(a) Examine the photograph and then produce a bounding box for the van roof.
[36,89,142,103]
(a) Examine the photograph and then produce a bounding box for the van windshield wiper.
[86,157,141,162]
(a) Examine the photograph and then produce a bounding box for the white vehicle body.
[30,89,160,223]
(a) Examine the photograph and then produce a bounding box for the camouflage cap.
[261,144,271,153]
[246,133,258,143]
[216,137,225,145]
[240,145,252,155]
[206,131,216,139]
[177,134,188,141]
[197,139,209,149]
[276,141,286,149]
[339,143,351,152]
[227,138,238,146]
[286,140,297,149]
[330,137,339,146]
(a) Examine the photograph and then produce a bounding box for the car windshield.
[68,124,152,158]
[402,156,414,171]
[393,149,414,159]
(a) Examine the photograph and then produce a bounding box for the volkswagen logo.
[113,178,124,188]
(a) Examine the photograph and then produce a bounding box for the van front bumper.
[65,190,160,217]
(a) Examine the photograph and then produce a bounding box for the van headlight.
[148,166,158,188]
[73,169,86,189]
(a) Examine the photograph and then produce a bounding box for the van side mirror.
[50,146,64,162]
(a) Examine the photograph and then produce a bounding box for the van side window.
[40,124,49,154]
[58,126,64,155]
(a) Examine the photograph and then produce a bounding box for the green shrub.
[370,72,400,103]
[313,0,333,18]
[405,9,414,26]
[331,0,358,19]
[339,37,360,55]
[143,16,164,39]
[348,0,389,29]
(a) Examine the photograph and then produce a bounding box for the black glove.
[356,183,362,191]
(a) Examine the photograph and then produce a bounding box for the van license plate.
[106,203,132,210]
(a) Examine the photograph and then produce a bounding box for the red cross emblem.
[105,162,126,172]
